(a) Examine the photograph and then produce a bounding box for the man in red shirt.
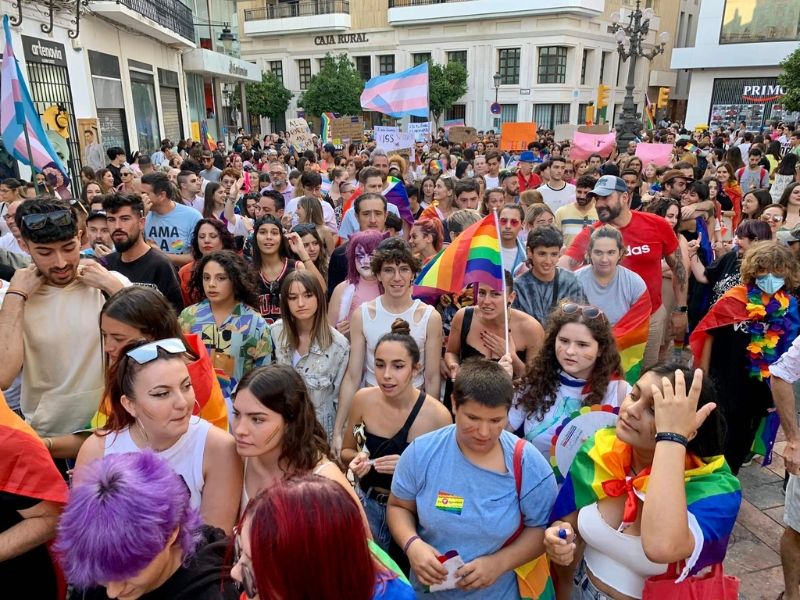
[557,175,688,368]
[517,151,542,192]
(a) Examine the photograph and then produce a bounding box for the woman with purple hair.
[56,451,239,600]
[75,338,243,534]
[327,229,388,339]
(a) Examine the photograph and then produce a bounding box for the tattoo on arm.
[665,249,687,293]
[567,256,579,270]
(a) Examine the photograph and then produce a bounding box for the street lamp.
[218,24,236,53]
[610,0,669,144]
[493,72,501,129]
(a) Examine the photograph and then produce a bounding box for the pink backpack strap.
[513,438,526,496]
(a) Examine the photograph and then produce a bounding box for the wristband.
[673,306,688,313]
[655,432,689,447]
[403,535,420,555]
[6,289,28,301]
[44,437,53,451]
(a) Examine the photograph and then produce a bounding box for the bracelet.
[6,289,28,301]
[44,437,53,451]
[673,306,688,313]
[302,258,312,263]
[403,535,420,555]
[655,432,689,447]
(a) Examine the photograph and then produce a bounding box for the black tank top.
[461,307,526,363]
[359,390,426,492]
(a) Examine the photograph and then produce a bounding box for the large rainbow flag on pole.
[341,176,414,226]
[611,291,650,384]
[413,212,505,296]
[551,427,741,580]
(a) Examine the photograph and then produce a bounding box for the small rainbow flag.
[685,142,698,153]
[320,112,336,144]
[644,95,655,130]
[612,291,650,384]
[170,239,184,252]
[551,427,741,580]
[413,213,504,297]
[201,120,216,151]
[430,159,447,172]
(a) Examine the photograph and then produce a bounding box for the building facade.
[671,0,800,130]
[237,0,677,134]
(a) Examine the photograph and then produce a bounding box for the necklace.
[744,283,790,381]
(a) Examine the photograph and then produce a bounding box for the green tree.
[297,53,364,119]
[779,46,800,113]
[231,71,293,124]
[428,60,469,127]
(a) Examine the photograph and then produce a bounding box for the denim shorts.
[570,559,616,600]
[356,485,392,551]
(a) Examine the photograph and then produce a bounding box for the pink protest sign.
[635,142,673,167]
[570,132,616,160]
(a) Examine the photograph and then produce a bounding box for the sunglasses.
[126,338,187,364]
[21,210,72,230]
[760,214,783,223]
[560,302,605,320]
[499,217,521,227]
[233,526,258,599]
[121,172,133,177]
[291,223,316,235]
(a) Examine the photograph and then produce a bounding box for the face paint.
[138,405,158,420]
[263,426,281,446]
[354,244,374,278]
[580,354,596,361]
[462,425,477,434]
[556,347,564,356]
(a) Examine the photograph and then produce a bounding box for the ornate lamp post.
[611,0,670,144]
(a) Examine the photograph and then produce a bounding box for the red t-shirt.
[565,211,679,314]
[518,171,542,192]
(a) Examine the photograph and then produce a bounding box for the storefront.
[88,50,130,159]
[708,77,799,130]
[158,68,184,143]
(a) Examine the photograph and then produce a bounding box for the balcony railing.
[245,0,349,21]
[389,0,468,6]
[98,0,195,41]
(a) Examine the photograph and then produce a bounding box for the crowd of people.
[1,118,800,600]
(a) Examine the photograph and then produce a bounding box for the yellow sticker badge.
[435,491,464,515]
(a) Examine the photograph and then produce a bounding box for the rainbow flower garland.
[744,284,790,381]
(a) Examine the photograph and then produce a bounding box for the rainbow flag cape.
[320,112,336,144]
[644,95,655,130]
[201,120,216,151]
[611,291,650,384]
[551,427,741,580]
[413,213,504,296]
[341,176,414,225]
[751,411,780,466]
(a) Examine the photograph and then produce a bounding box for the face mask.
[755,273,785,295]
[466,170,474,177]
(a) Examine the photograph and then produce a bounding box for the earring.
[136,417,150,447]
[191,399,202,424]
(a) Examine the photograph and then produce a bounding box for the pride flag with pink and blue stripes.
[1,15,70,189]
[360,62,429,118]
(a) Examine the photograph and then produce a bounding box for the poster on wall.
[77,118,104,172]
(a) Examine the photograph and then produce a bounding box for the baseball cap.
[777,223,800,243]
[587,175,628,198]
[86,210,107,221]
[323,143,336,154]
[519,151,535,163]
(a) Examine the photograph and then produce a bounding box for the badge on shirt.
[435,491,464,515]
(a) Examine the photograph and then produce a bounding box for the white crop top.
[104,418,211,510]
[578,502,668,599]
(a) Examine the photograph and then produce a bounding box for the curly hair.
[740,241,800,290]
[189,218,236,261]
[188,250,261,309]
[517,305,623,421]
[234,365,332,474]
[370,237,422,277]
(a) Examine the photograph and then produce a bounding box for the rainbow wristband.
[403,535,420,554]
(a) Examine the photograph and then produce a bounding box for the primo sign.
[742,84,785,102]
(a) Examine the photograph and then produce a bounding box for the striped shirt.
[554,203,599,248]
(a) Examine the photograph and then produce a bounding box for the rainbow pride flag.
[612,292,650,384]
[551,427,741,580]
[413,213,504,296]
[644,95,655,130]
[341,176,414,225]
[320,112,336,144]
[685,142,698,153]
[201,120,216,151]
[751,411,781,466]
[430,159,447,172]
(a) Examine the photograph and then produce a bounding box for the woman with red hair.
[233,474,414,600]
[408,217,444,263]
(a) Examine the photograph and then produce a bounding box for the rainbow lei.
[744,284,790,381]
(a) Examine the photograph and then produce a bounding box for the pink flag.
[635,142,673,167]
[570,132,616,161]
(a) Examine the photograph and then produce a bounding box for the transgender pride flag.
[1,15,70,189]
[360,62,429,118]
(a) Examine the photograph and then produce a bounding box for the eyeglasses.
[125,338,187,364]
[560,302,605,320]
[233,526,258,599]
[20,210,72,230]
[760,214,784,223]
[2,213,15,222]
[291,223,316,235]
[499,217,521,227]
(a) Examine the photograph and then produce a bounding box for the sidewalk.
[724,430,789,600]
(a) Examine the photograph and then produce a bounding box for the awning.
[182,48,261,83]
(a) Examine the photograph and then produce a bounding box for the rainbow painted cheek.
[263,426,281,445]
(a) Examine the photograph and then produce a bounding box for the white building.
[236,0,673,134]
[671,0,800,130]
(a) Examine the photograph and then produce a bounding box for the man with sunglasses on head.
[0,198,130,438]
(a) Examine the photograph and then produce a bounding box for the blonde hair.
[519,189,544,208]
[740,241,800,290]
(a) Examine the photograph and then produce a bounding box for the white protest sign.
[286,117,314,150]
[408,122,431,141]
[374,126,400,136]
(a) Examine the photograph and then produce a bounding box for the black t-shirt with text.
[105,248,184,312]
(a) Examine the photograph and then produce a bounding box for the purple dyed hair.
[54,451,203,589]
[345,230,389,285]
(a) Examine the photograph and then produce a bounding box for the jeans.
[356,486,391,551]
[571,559,615,600]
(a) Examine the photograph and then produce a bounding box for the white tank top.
[104,418,212,510]
[578,502,668,599]
[362,297,434,389]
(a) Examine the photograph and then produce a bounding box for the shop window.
[720,0,800,44]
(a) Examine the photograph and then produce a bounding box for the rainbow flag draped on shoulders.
[413,212,504,296]
[341,176,414,225]
[551,427,741,580]
[612,291,650,385]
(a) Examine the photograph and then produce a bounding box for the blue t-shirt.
[391,425,557,599]
[373,575,416,600]
[145,203,202,255]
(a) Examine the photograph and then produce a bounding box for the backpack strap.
[504,438,528,547]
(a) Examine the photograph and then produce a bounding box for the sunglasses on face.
[121,172,133,177]
[760,214,783,223]
[560,302,605,320]
[21,210,72,230]
[233,526,258,599]
[499,217,520,227]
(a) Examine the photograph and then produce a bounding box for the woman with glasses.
[117,168,139,194]
[408,217,443,263]
[180,250,272,404]
[251,215,305,326]
[757,203,787,236]
[75,337,243,533]
[57,452,240,600]
[334,239,442,457]
[509,302,629,460]
[232,474,414,600]
[272,271,349,443]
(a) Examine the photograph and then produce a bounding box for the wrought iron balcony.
[91,0,195,43]
[245,0,349,21]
